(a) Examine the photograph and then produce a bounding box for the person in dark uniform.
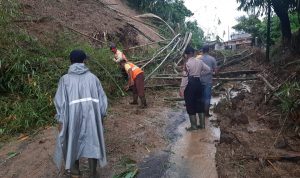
[179,46,210,131]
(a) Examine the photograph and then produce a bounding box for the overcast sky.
[184,0,247,41]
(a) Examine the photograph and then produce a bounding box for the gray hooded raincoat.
[54,63,107,170]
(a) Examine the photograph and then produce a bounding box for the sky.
[184,0,248,41]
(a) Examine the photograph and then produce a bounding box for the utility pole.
[266,0,271,62]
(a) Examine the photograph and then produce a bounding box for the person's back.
[200,45,217,117]
[54,50,107,178]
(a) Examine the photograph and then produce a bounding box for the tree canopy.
[126,0,205,48]
[237,0,300,45]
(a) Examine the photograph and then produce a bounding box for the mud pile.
[214,49,300,177]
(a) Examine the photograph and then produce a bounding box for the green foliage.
[184,21,204,49]
[237,0,300,42]
[0,2,123,139]
[233,12,300,45]
[126,0,204,48]
[113,156,138,178]
[276,82,300,113]
[126,0,192,27]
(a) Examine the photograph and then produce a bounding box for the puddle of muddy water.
[138,95,222,178]
[164,107,220,178]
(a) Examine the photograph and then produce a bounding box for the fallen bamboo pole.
[257,74,276,91]
[216,70,260,77]
[142,34,180,69]
[220,53,253,68]
[151,76,258,81]
[145,39,181,82]
[90,60,126,96]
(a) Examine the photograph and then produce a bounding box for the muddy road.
[0,90,221,178]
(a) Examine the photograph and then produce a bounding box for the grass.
[0,2,126,140]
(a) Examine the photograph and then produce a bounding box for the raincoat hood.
[68,63,89,75]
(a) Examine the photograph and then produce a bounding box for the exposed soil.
[0,90,177,178]
[18,0,162,47]
[214,51,300,178]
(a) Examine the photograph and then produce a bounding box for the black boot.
[186,115,197,131]
[66,160,80,177]
[129,94,138,105]
[88,158,98,178]
[139,96,147,109]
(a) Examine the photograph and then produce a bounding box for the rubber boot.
[198,113,205,129]
[68,160,80,177]
[129,93,138,105]
[139,96,147,109]
[186,115,197,131]
[205,105,212,117]
[88,158,97,178]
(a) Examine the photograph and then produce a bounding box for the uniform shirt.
[201,54,217,85]
[114,50,128,63]
[180,57,210,92]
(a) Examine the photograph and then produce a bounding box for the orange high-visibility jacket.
[125,62,143,81]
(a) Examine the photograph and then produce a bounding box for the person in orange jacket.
[119,59,147,108]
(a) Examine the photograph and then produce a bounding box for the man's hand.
[57,123,62,132]
[124,85,130,91]
[179,90,184,97]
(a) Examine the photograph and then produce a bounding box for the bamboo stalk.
[90,60,126,96]
[141,34,180,69]
[145,39,181,82]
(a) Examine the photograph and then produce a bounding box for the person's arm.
[124,64,134,91]
[212,57,218,74]
[114,51,124,63]
[97,79,108,119]
[200,61,211,76]
[179,71,188,97]
[54,77,67,132]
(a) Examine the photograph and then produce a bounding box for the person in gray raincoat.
[54,49,108,178]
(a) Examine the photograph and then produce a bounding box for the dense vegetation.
[126,0,205,49]
[233,12,300,45]
[237,0,300,45]
[0,2,123,139]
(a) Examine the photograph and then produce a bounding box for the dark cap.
[184,46,195,55]
[69,49,87,63]
[109,42,116,49]
[202,45,209,53]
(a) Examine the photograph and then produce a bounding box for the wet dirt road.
[138,97,221,178]
[164,102,220,178]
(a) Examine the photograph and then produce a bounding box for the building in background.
[224,33,252,50]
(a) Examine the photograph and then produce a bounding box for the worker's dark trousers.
[132,73,145,97]
[184,77,205,115]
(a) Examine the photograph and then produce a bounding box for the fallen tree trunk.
[151,76,258,81]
